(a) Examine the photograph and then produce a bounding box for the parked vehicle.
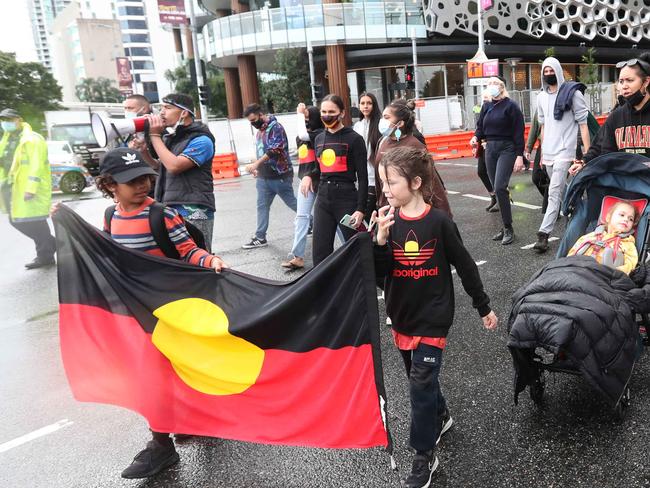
[48,141,94,194]
[45,111,105,175]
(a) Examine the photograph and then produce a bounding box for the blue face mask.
[1,121,17,132]
[487,85,501,98]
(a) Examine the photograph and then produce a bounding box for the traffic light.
[405,65,415,89]
[198,85,209,106]
[314,84,324,101]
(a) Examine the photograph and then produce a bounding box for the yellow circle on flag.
[151,298,264,396]
[298,144,308,159]
[321,148,336,167]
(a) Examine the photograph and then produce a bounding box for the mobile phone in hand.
[340,214,367,232]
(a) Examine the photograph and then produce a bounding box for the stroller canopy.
[558,152,650,257]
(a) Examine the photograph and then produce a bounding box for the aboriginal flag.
[317,143,349,173]
[53,206,389,449]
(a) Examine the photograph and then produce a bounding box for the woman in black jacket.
[470,76,525,245]
[570,53,650,175]
[307,94,368,266]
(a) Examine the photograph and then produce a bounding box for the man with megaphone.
[140,93,216,249]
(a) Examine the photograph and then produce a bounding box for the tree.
[579,47,599,85]
[0,51,62,131]
[75,77,122,103]
[259,48,311,113]
[164,60,227,118]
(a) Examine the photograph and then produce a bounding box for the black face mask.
[624,89,646,107]
[251,118,264,129]
[617,95,627,106]
[543,74,558,86]
[321,115,340,128]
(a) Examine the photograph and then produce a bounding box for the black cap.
[99,147,158,183]
[0,108,20,119]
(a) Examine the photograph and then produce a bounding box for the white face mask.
[378,118,394,137]
[124,111,139,120]
[487,85,501,98]
[165,114,185,135]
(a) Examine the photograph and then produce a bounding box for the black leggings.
[312,182,358,266]
[477,152,493,194]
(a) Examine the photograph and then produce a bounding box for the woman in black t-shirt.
[306,94,368,266]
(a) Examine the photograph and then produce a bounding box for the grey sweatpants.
[538,159,572,235]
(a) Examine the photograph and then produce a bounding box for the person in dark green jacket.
[0,108,55,269]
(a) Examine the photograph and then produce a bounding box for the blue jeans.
[290,188,316,259]
[404,343,447,452]
[255,176,297,240]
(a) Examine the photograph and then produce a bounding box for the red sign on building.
[158,0,186,25]
[116,57,133,93]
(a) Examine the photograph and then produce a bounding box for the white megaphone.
[91,111,149,148]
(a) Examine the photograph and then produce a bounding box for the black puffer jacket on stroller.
[508,256,650,408]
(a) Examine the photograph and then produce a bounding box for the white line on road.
[520,237,560,249]
[0,419,74,453]
[452,260,486,274]
[446,190,460,195]
[460,193,542,210]
[436,162,477,167]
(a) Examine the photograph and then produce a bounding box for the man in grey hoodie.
[533,57,591,253]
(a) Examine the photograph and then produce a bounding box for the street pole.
[307,39,317,106]
[186,0,208,123]
[477,1,485,55]
[411,28,419,98]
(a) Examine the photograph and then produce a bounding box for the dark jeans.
[477,152,493,194]
[401,343,447,452]
[485,140,516,227]
[531,149,549,211]
[10,218,56,260]
[312,181,358,266]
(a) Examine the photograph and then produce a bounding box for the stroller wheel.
[614,387,631,420]
[529,371,546,405]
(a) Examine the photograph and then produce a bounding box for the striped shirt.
[103,197,214,268]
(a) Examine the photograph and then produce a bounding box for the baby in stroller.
[507,153,650,415]
[567,198,642,275]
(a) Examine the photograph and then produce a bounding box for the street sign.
[481,0,494,10]
[116,57,133,93]
[414,99,425,108]
[468,77,490,86]
[467,59,499,79]
[483,59,499,77]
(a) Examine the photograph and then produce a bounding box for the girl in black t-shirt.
[307,94,368,266]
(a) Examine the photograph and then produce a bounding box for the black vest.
[154,122,216,210]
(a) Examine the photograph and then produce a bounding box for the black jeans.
[312,181,358,266]
[477,152,493,194]
[401,344,447,452]
[485,140,516,227]
[10,218,56,260]
[531,149,550,211]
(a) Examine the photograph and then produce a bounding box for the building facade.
[28,0,73,70]
[198,0,650,124]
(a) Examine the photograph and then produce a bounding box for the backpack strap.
[104,205,116,233]
[148,202,181,260]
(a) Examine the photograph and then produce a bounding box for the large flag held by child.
[53,205,389,449]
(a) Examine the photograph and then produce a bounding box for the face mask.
[165,115,185,135]
[543,74,558,86]
[251,118,264,129]
[1,121,17,132]
[487,85,501,98]
[321,115,340,128]
[378,118,394,137]
[124,111,139,120]
[624,89,646,107]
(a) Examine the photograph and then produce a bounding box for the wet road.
[0,159,649,488]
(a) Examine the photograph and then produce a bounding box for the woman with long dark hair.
[308,94,368,266]
[353,92,382,214]
[374,99,451,218]
[281,103,324,269]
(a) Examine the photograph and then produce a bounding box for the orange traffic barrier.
[212,152,240,180]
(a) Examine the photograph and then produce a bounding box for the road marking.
[446,190,460,195]
[0,419,74,453]
[436,162,476,167]
[452,260,486,274]
[460,193,542,210]
[520,237,560,249]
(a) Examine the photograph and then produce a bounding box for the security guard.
[0,108,56,269]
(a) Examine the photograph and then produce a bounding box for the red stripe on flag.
[59,304,387,448]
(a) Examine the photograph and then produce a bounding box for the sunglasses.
[616,58,650,74]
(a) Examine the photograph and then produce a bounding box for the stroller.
[507,152,650,417]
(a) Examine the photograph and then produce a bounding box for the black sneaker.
[242,236,268,249]
[492,229,504,241]
[404,451,439,488]
[532,232,549,253]
[24,256,55,269]
[436,409,454,445]
[121,439,180,479]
